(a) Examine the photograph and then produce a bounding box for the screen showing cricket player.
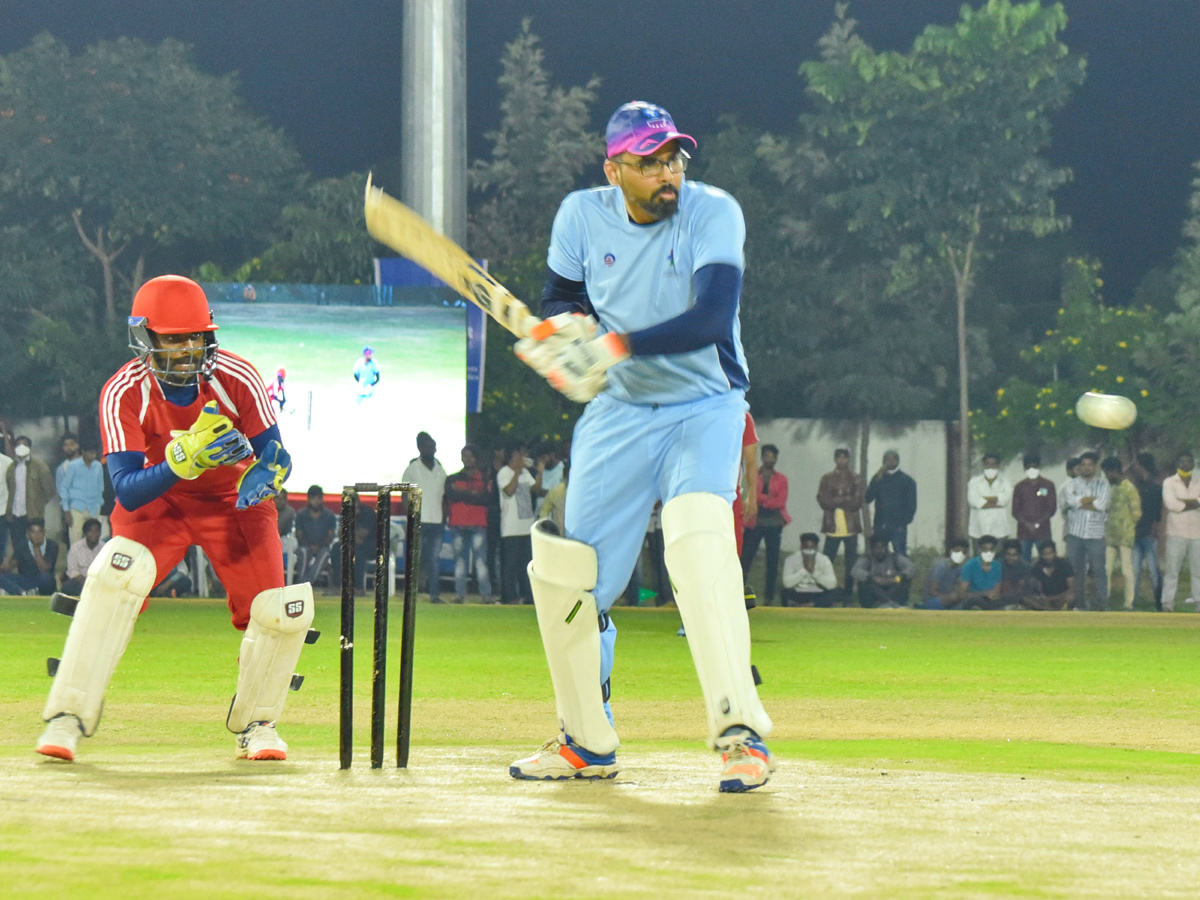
[202,283,466,493]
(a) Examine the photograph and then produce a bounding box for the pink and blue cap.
[605,101,696,158]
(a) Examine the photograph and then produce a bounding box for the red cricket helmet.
[128,275,220,384]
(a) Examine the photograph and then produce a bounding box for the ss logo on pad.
[111,553,133,571]
[285,600,305,618]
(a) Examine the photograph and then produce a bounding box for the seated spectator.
[1025,541,1075,611]
[781,532,841,607]
[0,518,59,596]
[958,534,1003,609]
[275,491,298,583]
[925,537,969,609]
[998,538,1036,608]
[331,503,374,593]
[150,561,193,598]
[60,517,106,595]
[850,534,914,608]
[295,485,337,586]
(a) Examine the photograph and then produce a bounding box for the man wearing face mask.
[5,437,55,548]
[864,450,917,556]
[781,532,840,607]
[1012,453,1057,562]
[925,538,970,609]
[1061,450,1110,611]
[1160,451,1200,612]
[957,535,1004,609]
[967,453,1013,556]
[850,534,914,608]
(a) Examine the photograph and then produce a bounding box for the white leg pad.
[662,492,773,749]
[226,584,314,732]
[528,522,620,755]
[44,537,157,735]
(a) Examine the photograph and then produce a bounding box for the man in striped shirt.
[1060,450,1110,611]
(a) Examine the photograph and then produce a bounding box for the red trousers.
[111,490,283,630]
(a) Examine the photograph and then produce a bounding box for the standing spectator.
[60,443,107,547]
[851,534,914,608]
[497,444,541,604]
[1011,453,1057,561]
[0,518,58,596]
[864,450,917,556]
[1025,541,1074,611]
[1061,451,1110,611]
[781,532,841,607]
[536,441,565,494]
[445,444,494,603]
[925,537,969,609]
[538,464,568,534]
[1059,456,1080,527]
[1101,457,1142,610]
[1129,452,1164,609]
[5,436,55,544]
[1160,451,1200,613]
[55,432,80,541]
[61,518,107,595]
[957,535,1003,610]
[967,452,1013,553]
[740,444,790,605]
[0,441,11,560]
[733,412,759,560]
[295,485,337,585]
[402,432,448,603]
[486,446,505,600]
[817,448,864,588]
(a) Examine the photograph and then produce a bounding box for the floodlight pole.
[401,0,467,247]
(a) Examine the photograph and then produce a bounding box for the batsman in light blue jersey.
[510,102,774,792]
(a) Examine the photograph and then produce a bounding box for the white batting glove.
[516,319,630,403]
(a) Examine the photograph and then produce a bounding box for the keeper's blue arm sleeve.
[107,450,179,511]
[540,271,595,319]
[249,424,282,458]
[626,263,742,357]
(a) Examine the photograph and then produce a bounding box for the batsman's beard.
[636,185,679,221]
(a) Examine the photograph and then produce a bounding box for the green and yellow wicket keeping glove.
[165,401,254,480]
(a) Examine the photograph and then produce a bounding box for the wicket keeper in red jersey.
[37,275,314,763]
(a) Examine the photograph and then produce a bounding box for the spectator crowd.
[0,412,1191,615]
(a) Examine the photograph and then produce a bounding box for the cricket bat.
[364,175,540,339]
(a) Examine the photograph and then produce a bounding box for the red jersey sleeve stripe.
[217,352,276,429]
[100,364,145,454]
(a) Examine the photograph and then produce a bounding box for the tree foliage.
[466,21,602,448]
[0,34,303,320]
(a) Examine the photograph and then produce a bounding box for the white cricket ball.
[1075,391,1137,430]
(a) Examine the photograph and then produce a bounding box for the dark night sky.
[5,1,1200,301]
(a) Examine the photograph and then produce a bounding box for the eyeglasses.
[613,149,690,178]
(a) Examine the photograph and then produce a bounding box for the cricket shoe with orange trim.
[509,734,619,781]
[235,721,288,760]
[36,713,85,761]
[717,729,776,793]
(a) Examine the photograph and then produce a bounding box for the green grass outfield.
[4,599,1200,898]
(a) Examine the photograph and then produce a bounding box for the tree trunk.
[71,212,129,324]
[946,206,980,539]
[859,416,872,537]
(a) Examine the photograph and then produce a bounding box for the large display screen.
[202,283,466,493]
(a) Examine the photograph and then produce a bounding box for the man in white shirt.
[781,533,840,607]
[401,431,448,603]
[0,446,11,560]
[1061,450,1110,611]
[497,443,543,604]
[967,452,1014,554]
[1160,451,1200,612]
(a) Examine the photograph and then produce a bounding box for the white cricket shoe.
[36,714,85,761]
[509,734,619,781]
[717,729,776,793]
[235,721,288,760]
